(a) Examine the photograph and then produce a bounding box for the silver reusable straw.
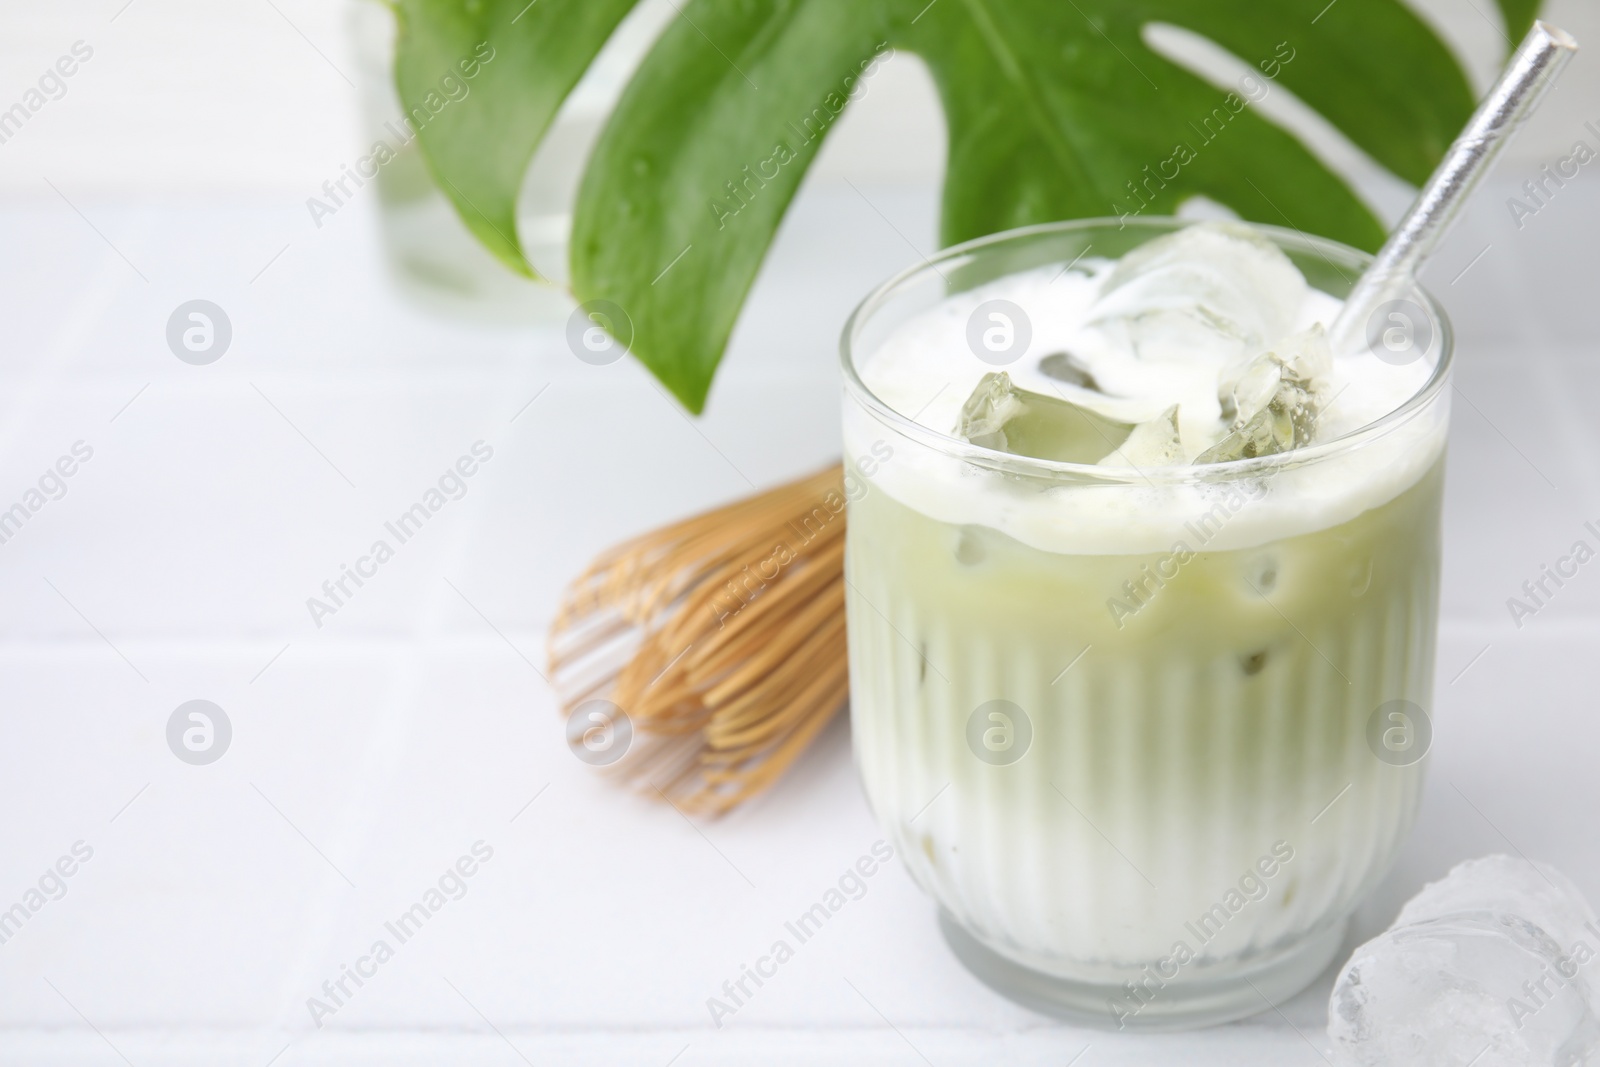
[1329,21,1578,355]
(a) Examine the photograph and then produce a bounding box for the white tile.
[0,169,1596,1063]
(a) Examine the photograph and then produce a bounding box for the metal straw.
[1329,20,1578,355]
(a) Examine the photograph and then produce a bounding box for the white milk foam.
[852,224,1445,556]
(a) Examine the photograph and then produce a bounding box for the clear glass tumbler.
[840,218,1451,1029]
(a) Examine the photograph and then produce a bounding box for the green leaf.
[401,0,1524,413]
[573,1,894,412]
[574,0,1477,412]
[1495,0,1541,43]
[915,0,1469,245]
[393,0,643,277]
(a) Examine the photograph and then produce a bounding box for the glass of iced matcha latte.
[841,218,1450,1029]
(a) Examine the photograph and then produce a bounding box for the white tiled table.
[1,174,1597,1066]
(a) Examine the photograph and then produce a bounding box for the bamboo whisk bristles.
[546,464,849,814]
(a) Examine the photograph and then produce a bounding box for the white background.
[0,1,1598,1064]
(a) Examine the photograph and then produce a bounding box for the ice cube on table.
[1329,855,1600,1067]
[954,372,1134,464]
[1398,855,1600,954]
[1195,326,1333,464]
[1331,914,1600,1067]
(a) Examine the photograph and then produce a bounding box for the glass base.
[938,911,1347,1031]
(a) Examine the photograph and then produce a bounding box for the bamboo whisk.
[546,464,850,814]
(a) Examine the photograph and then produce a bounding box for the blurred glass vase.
[345,0,669,322]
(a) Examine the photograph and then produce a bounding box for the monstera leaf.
[394,0,1535,413]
